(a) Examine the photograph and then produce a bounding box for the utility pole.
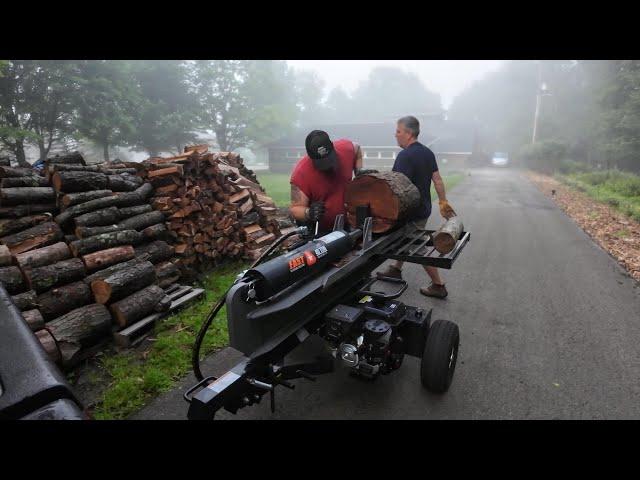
[532,61,542,144]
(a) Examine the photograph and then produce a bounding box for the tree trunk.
[14,241,71,270]
[106,174,143,192]
[133,240,174,264]
[118,204,152,218]
[1,177,50,188]
[344,171,421,233]
[0,244,12,266]
[69,229,143,257]
[0,187,56,206]
[83,254,151,285]
[80,245,135,272]
[0,214,52,237]
[433,216,465,254]
[60,190,113,208]
[90,260,156,304]
[155,260,180,288]
[46,303,112,366]
[73,206,121,228]
[75,224,120,239]
[103,143,110,163]
[0,265,26,294]
[24,257,86,293]
[0,221,64,255]
[117,210,165,231]
[109,284,167,328]
[0,204,57,219]
[22,309,44,331]
[14,141,30,169]
[52,171,108,193]
[36,329,61,363]
[36,280,93,321]
[11,290,37,311]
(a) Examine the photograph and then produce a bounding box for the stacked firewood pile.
[142,144,295,268]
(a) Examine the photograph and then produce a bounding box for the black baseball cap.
[305,130,338,171]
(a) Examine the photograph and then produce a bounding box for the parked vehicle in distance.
[491,152,509,167]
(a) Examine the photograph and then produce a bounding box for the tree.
[292,69,325,126]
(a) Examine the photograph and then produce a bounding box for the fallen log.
[109,284,166,328]
[73,206,121,228]
[46,303,112,366]
[69,229,143,257]
[24,257,86,293]
[117,210,165,231]
[52,171,108,193]
[0,221,64,255]
[14,241,71,270]
[11,290,37,311]
[0,204,57,219]
[22,309,45,331]
[80,245,135,272]
[60,190,113,208]
[36,280,93,320]
[133,240,174,264]
[0,214,52,237]
[1,177,50,188]
[0,265,26,294]
[433,216,465,254]
[90,260,156,304]
[344,171,421,233]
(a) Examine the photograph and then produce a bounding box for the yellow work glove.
[439,199,457,219]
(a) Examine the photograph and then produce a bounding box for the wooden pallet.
[113,283,205,348]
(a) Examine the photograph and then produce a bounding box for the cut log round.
[133,240,174,264]
[117,210,165,231]
[1,177,50,188]
[344,172,421,233]
[46,303,112,366]
[0,244,12,266]
[69,229,143,257]
[24,257,86,293]
[118,204,152,219]
[80,245,135,272]
[11,290,37,311]
[52,171,108,193]
[36,280,93,321]
[0,214,52,237]
[109,284,166,328]
[73,206,120,228]
[90,260,156,304]
[46,151,86,165]
[14,241,71,270]
[60,190,113,208]
[22,309,45,331]
[0,221,64,255]
[433,216,465,254]
[106,174,144,192]
[36,329,61,363]
[0,204,57,219]
[75,224,120,239]
[155,260,180,288]
[0,265,26,294]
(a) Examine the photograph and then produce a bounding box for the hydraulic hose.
[192,227,308,381]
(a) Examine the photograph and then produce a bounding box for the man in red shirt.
[290,130,377,234]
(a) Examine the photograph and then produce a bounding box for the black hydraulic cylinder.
[245,229,361,301]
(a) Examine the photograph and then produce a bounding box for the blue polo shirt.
[392,141,438,220]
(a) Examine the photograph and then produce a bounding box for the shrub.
[559,159,592,175]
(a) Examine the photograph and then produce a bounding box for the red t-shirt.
[290,139,356,232]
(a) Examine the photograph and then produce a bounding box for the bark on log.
[36,280,92,320]
[0,244,12,266]
[155,260,180,288]
[1,177,50,188]
[0,221,64,255]
[117,210,165,231]
[0,266,26,294]
[106,174,144,192]
[36,329,61,363]
[60,190,113,208]
[0,167,39,178]
[22,309,45,331]
[344,172,421,233]
[74,224,120,239]
[0,157,10,166]
[46,303,112,366]
[80,245,135,272]
[11,290,37,311]
[142,223,169,241]
[100,168,137,175]
[0,204,57,219]
[82,253,150,285]
[69,229,143,257]
[24,258,86,293]
[109,284,166,328]
[46,165,99,179]
[0,187,56,206]
[73,206,120,228]
[46,151,86,165]
[0,214,53,237]
[14,241,71,270]
[52,171,108,193]
[133,240,174,264]
[433,216,465,254]
[118,204,152,218]
[90,260,156,304]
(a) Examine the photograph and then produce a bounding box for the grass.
[91,171,466,419]
[555,169,640,223]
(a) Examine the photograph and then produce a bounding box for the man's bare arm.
[289,183,310,222]
[353,142,362,175]
[432,170,447,202]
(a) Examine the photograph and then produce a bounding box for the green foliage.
[518,139,569,174]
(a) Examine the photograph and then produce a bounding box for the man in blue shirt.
[376,116,457,299]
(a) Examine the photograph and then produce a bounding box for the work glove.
[306,201,326,222]
[355,168,379,177]
[439,199,457,219]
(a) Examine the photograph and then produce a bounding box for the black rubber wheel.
[420,319,459,393]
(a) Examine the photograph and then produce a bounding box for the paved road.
[134,168,640,420]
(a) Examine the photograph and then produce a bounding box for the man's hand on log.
[355,168,379,177]
[306,201,326,222]
[439,199,457,219]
